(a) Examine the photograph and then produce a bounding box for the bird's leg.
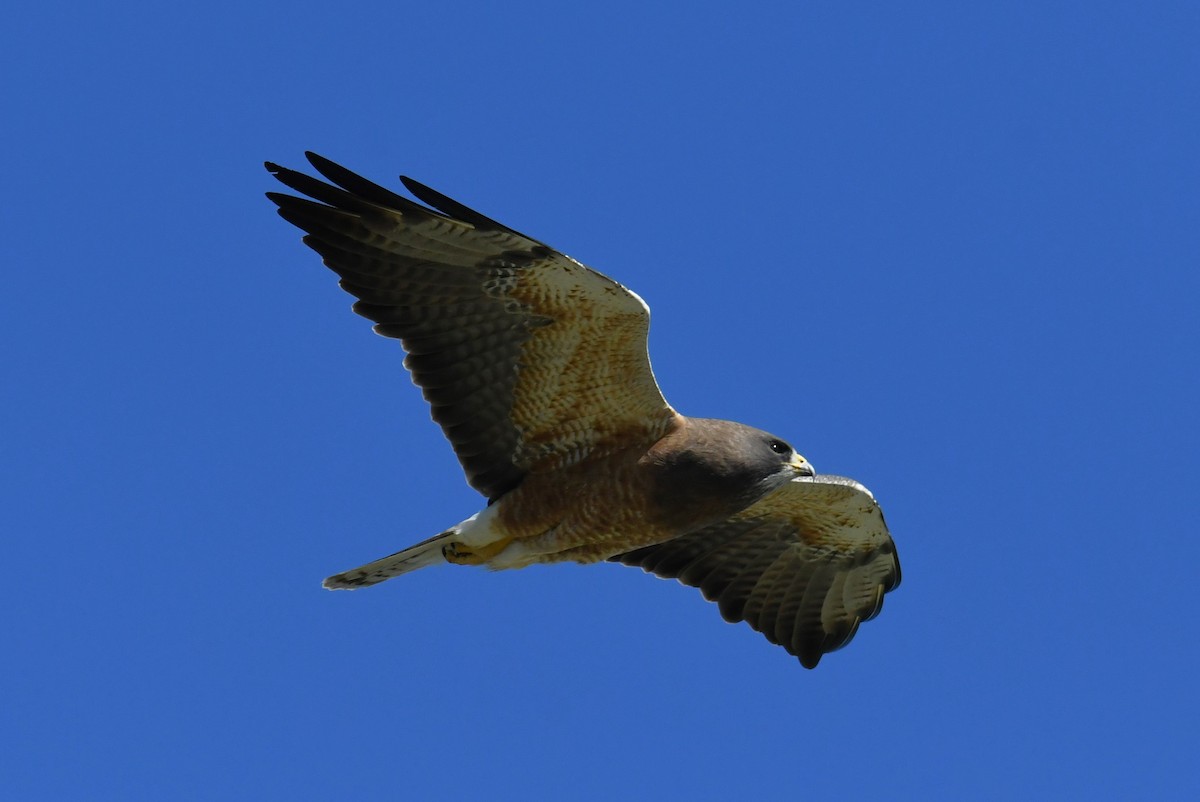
[442,536,514,565]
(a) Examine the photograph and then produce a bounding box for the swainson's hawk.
[266,153,901,668]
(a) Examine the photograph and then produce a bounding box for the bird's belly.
[487,454,680,568]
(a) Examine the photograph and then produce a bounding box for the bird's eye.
[769,440,790,455]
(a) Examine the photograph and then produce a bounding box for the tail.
[323,529,455,589]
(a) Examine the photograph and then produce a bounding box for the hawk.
[266,153,901,668]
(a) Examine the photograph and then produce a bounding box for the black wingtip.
[304,151,337,175]
[303,151,353,186]
[303,152,375,193]
[399,175,536,240]
[398,175,470,214]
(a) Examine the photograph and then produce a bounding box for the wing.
[266,153,678,500]
[609,475,900,668]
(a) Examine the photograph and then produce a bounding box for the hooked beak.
[789,452,815,477]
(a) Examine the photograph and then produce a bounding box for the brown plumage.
[266,153,901,669]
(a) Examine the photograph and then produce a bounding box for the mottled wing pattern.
[266,154,677,500]
[610,475,900,668]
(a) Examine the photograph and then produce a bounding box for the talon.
[441,537,513,565]
[442,541,473,564]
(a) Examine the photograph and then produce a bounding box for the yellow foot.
[442,536,513,565]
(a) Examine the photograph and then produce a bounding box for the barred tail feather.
[323,530,454,589]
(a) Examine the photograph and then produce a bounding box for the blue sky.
[4,2,1198,799]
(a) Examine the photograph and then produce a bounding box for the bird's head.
[730,424,815,492]
[642,418,814,520]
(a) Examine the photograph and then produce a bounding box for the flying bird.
[265,153,901,668]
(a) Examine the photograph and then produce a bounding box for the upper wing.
[266,153,678,501]
[609,475,900,668]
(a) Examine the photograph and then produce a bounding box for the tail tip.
[322,571,371,590]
